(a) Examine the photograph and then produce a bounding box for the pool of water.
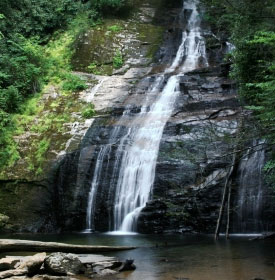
[0,233,274,280]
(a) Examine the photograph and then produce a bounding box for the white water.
[236,140,265,233]
[86,145,112,231]
[113,0,208,232]
[85,0,208,232]
[113,75,181,232]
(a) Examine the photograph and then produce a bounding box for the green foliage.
[0,126,20,169]
[82,104,95,118]
[35,138,50,164]
[0,110,11,128]
[107,24,123,32]
[202,0,275,188]
[0,0,132,171]
[0,86,22,113]
[0,37,46,103]
[113,50,123,69]
[0,0,82,40]
[90,0,131,15]
[88,62,100,74]
[62,73,88,92]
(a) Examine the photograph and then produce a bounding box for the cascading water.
[236,140,266,233]
[85,0,208,232]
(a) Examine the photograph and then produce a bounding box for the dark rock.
[119,259,136,272]
[250,233,275,241]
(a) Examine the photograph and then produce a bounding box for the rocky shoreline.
[0,252,136,279]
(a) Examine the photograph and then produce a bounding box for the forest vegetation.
[201,0,275,188]
[0,0,132,169]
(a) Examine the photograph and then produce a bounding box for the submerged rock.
[119,259,136,272]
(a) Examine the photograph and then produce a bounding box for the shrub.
[0,86,22,113]
[82,104,95,118]
[0,110,11,128]
[62,73,88,92]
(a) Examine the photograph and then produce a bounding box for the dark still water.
[0,233,274,280]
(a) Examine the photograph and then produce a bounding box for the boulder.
[44,253,84,275]
[18,252,46,276]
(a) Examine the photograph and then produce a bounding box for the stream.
[1,233,274,280]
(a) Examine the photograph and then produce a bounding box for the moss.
[137,23,164,59]
[72,2,166,72]
[71,19,125,73]
[0,213,10,230]
[0,181,51,231]
[107,24,123,32]
[163,201,190,221]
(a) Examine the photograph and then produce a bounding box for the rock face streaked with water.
[1,0,274,234]
[50,0,275,234]
[85,0,209,233]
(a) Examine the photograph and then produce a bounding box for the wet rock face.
[53,56,242,233]
[138,65,241,233]
[49,0,186,232]
[4,0,274,234]
[50,2,275,234]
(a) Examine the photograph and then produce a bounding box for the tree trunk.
[215,152,236,240]
[0,239,136,253]
[226,179,232,239]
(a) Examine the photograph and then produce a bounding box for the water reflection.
[0,233,274,280]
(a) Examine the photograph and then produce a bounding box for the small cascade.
[85,0,208,232]
[86,145,111,231]
[236,140,266,233]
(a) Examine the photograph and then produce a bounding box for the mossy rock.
[0,213,10,230]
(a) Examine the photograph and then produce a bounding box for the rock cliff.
[0,0,274,233]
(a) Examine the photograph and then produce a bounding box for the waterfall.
[85,0,208,232]
[236,140,266,233]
